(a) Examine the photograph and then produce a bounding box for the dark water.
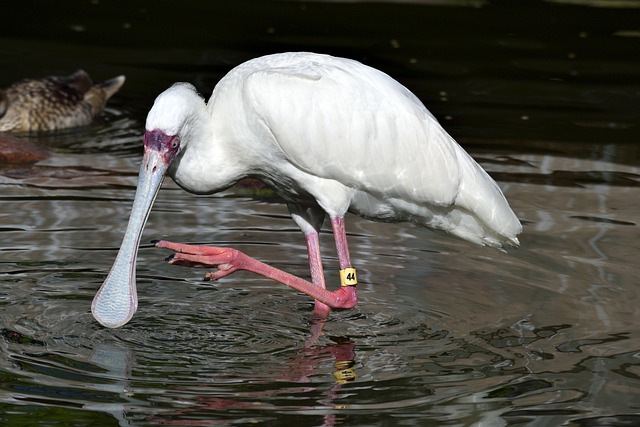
[1,1,639,425]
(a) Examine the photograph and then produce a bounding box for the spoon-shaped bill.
[91,149,168,328]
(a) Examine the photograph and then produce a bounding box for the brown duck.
[0,70,125,132]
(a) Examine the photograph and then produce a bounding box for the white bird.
[91,52,522,329]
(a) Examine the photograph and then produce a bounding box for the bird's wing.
[243,57,463,207]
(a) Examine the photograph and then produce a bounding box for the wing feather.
[243,56,460,205]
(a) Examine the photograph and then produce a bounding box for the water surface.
[1,1,639,425]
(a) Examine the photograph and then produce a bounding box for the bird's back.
[213,52,521,248]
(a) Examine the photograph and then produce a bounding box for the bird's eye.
[171,139,179,149]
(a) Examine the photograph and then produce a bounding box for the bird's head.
[91,82,205,328]
[143,82,206,168]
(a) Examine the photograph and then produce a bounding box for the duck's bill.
[91,149,168,328]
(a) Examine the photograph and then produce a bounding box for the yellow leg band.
[333,367,357,384]
[332,360,357,384]
[339,267,357,287]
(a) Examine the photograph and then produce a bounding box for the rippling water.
[1,1,639,425]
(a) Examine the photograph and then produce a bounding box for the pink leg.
[305,230,332,318]
[330,216,352,270]
[155,239,357,310]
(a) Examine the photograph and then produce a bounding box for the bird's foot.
[312,301,332,319]
[154,240,243,280]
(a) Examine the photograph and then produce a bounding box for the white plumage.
[93,52,521,328]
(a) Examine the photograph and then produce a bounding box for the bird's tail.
[98,75,126,100]
[450,146,522,249]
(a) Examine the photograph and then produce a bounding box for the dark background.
[3,0,639,153]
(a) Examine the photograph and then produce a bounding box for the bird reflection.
[87,323,357,427]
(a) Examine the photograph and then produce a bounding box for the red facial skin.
[143,129,181,164]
